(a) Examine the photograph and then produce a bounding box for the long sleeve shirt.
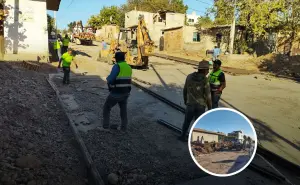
[106,64,120,85]
[106,64,129,97]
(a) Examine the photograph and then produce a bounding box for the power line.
[188,8,207,14]
[195,0,213,6]
[67,0,75,8]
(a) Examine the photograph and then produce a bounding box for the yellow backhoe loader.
[121,14,154,68]
[98,15,154,69]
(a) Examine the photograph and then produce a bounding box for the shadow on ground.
[131,68,300,168]
[257,54,300,80]
[74,50,92,58]
[5,60,300,184]
[212,160,235,164]
[227,155,250,174]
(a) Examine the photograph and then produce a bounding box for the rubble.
[0,62,86,185]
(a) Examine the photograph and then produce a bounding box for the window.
[188,19,194,23]
[193,32,200,42]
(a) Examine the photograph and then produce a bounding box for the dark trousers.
[211,92,221,109]
[62,46,68,55]
[181,105,206,137]
[62,67,70,84]
[103,94,129,129]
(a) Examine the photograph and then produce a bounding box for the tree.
[67,21,76,32]
[279,0,300,55]
[47,14,56,36]
[88,6,123,29]
[88,0,188,28]
[196,16,213,29]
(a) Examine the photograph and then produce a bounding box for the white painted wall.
[4,0,48,57]
[165,13,185,28]
[186,11,200,26]
[125,10,154,29]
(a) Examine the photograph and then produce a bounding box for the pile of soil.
[192,143,215,155]
[0,62,86,185]
[247,54,300,78]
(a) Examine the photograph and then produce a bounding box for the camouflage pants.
[181,105,206,138]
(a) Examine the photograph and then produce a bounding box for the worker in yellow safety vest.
[101,52,132,132]
[58,48,78,84]
[53,38,62,61]
[62,34,71,54]
[208,59,226,109]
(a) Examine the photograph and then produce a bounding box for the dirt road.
[195,150,250,174]
[65,42,300,167]
[52,42,300,184]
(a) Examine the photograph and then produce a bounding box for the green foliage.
[88,6,123,29]
[123,0,187,13]
[196,16,213,29]
[87,0,188,28]
[67,21,76,32]
[47,14,56,36]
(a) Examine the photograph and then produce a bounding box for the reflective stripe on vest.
[111,62,132,93]
[209,69,222,90]
[53,40,61,49]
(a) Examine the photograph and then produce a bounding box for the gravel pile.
[56,76,208,185]
[0,63,86,185]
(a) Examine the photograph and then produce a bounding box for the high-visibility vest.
[61,52,74,67]
[209,69,222,91]
[53,40,61,49]
[63,38,70,46]
[110,61,132,94]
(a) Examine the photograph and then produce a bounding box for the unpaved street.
[66,42,300,167]
[195,150,250,174]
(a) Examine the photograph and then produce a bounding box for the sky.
[47,0,214,29]
[194,110,256,139]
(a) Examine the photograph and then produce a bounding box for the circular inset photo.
[188,108,257,177]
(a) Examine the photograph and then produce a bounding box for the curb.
[46,74,104,185]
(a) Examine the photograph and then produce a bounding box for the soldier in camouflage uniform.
[179,61,212,142]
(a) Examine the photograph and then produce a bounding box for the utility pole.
[54,11,57,37]
[229,0,237,54]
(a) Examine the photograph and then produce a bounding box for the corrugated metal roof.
[193,128,227,136]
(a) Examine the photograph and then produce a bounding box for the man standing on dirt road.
[213,46,221,61]
[209,59,226,109]
[62,34,71,54]
[102,52,132,132]
[58,48,78,84]
[179,61,212,142]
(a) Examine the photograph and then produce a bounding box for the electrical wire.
[67,0,75,8]
[195,0,213,6]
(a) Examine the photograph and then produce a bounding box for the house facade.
[186,11,200,26]
[125,10,186,46]
[192,128,227,143]
[3,0,61,61]
[162,26,202,52]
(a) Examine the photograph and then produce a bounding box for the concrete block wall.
[4,0,49,59]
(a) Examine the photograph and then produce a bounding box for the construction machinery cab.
[117,14,154,68]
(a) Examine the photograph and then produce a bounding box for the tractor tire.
[75,38,81,45]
